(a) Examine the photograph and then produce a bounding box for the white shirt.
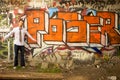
[4,27,35,46]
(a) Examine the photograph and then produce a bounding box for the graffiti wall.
[0,0,120,68]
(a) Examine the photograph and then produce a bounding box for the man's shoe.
[13,67,16,69]
[22,66,25,69]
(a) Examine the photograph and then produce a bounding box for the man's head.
[19,19,24,28]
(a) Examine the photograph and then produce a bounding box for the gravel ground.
[0,56,120,80]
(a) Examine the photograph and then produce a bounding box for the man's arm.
[25,31,36,42]
[3,29,14,41]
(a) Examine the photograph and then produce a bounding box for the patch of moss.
[8,66,27,71]
[36,63,61,73]
[7,64,61,73]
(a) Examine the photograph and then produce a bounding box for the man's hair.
[19,19,24,23]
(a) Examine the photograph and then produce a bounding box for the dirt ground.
[0,56,120,80]
[63,56,120,80]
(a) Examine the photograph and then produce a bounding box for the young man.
[2,19,36,69]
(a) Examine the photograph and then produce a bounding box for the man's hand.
[1,37,5,43]
[33,39,37,42]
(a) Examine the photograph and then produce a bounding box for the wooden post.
[8,40,10,62]
[13,42,14,61]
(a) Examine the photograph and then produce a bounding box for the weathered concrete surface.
[0,72,63,80]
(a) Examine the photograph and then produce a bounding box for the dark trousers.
[14,44,25,66]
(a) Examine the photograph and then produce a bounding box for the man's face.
[19,21,23,27]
